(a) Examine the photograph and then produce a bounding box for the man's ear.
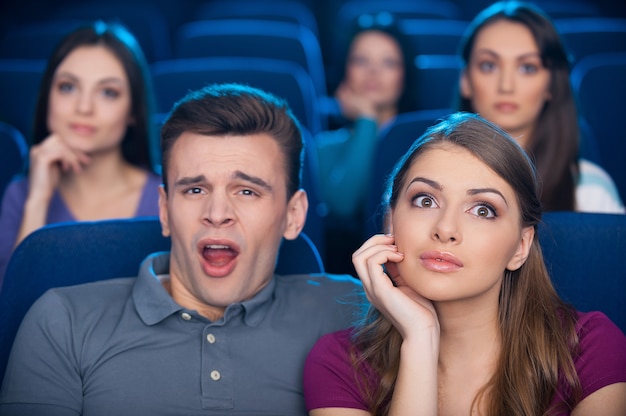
[506,225,535,271]
[460,69,472,99]
[158,185,171,237]
[283,189,308,240]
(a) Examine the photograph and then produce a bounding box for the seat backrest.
[0,19,85,60]
[49,3,172,62]
[174,19,326,98]
[150,57,324,134]
[0,121,28,201]
[397,19,469,56]
[0,58,46,140]
[0,217,323,383]
[554,18,626,65]
[538,211,626,333]
[189,0,320,39]
[412,54,463,110]
[363,108,452,238]
[570,52,626,202]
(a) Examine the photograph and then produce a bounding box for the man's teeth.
[205,245,229,249]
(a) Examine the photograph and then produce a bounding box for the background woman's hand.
[27,133,91,202]
[352,234,439,341]
[335,82,377,121]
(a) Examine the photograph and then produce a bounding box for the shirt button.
[210,370,221,381]
[181,312,192,321]
[206,333,216,344]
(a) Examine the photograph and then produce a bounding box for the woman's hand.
[352,234,439,341]
[335,82,377,122]
[27,133,91,203]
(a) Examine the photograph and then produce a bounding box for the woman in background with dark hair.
[0,21,160,279]
[457,1,623,213]
[316,19,417,273]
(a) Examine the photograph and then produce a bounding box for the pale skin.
[460,20,551,149]
[311,144,626,415]
[16,45,148,247]
[337,30,405,127]
[158,132,307,321]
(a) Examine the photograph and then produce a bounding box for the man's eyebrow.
[233,170,273,192]
[467,188,509,206]
[174,175,206,187]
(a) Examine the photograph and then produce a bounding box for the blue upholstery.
[0,59,46,140]
[398,19,469,56]
[538,212,626,333]
[412,54,463,110]
[0,19,85,60]
[555,18,626,65]
[150,57,324,134]
[0,217,324,383]
[174,19,326,98]
[570,52,626,202]
[189,0,320,39]
[49,3,173,62]
[0,122,27,201]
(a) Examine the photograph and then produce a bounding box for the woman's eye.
[413,195,437,208]
[349,56,369,67]
[520,63,539,74]
[58,82,75,93]
[478,61,495,72]
[471,204,496,218]
[382,58,401,70]
[102,87,120,99]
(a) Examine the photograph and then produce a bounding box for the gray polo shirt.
[0,252,363,415]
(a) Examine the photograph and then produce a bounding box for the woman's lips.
[495,102,518,113]
[419,251,463,273]
[69,123,97,135]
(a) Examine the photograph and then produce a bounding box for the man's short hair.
[160,83,304,198]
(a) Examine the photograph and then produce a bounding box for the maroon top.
[304,311,626,414]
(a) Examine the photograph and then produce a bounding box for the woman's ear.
[460,69,472,99]
[506,226,535,271]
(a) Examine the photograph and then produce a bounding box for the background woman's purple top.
[0,173,162,284]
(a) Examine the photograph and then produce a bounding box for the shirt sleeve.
[574,311,626,399]
[303,328,369,411]
[0,290,83,415]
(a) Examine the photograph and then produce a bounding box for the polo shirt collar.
[133,252,276,327]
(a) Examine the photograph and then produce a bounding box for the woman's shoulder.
[576,159,624,213]
[575,310,626,343]
[573,311,626,395]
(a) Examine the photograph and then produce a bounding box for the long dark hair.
[31,20,156,170]
[457,1,579,211]
[354,112,580,415]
